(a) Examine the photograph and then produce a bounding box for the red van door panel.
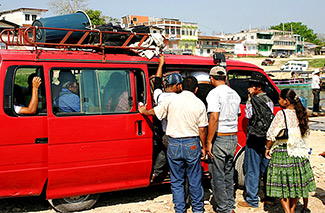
[46,64,153,199]
[47,115,152,198]
[0,65,48,197]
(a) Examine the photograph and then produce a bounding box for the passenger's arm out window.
[4,66,47,116]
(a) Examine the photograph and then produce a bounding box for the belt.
[216,132,237,136]
[169,136,199,139]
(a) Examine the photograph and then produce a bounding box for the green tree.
[270,22,320,44]
[85,9,106,26]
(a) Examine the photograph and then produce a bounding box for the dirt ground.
[234,55,325,72]
[0,130,324,213]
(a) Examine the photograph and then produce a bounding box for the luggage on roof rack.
[89,24,144,47]
[0,26,166,59]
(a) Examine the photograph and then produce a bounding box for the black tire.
[48,194,100,212]
[234,148,245,189]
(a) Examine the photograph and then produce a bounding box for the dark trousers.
[243,134,269,207]
[152,135,169,176]
[312,89,320,112]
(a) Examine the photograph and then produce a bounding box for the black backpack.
[247,95,274,137]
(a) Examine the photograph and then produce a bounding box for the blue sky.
[1,0,324,35]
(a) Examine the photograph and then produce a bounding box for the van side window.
[9,67,47,116]
[51,68,137,115]
[134,70,146,107]
[98,70,131,113]
[227,70,279,106]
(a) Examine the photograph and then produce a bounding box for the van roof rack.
[0,26,161,60]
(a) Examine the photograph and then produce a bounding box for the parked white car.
[280,61,309,71]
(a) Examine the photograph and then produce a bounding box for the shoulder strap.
[156,92,162,104]
[282,109,288,129]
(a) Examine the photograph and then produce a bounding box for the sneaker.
[237,201,258,209]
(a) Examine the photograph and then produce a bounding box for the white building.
[222,29,297,57]
[0,8,48,27]
[234,40,258,57]
[195,35,220,57]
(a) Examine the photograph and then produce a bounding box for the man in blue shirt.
[54,76,80,112]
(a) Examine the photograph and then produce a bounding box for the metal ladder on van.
[0,26,162,60]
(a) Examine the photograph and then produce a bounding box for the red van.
[0,27,281,212]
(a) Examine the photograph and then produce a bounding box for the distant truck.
[261,59,275,66]
[280,61,309,71]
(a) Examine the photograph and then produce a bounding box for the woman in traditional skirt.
[265,89,316,213]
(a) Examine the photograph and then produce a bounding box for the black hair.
[13,84,24,105]
[280,88,309,136]
[211,75,226,81]
[249,81,266,91]
[182,76,198,92]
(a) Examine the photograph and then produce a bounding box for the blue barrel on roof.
[32,11,92,44]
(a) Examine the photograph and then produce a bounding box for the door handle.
[136,120,142,136]
[35,137,48,144]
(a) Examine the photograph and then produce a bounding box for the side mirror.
[213,53,227,69]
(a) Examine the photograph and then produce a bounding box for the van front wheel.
[48,194,100,212]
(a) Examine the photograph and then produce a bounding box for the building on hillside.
[219,39,242,56]
[293,34,305,55]
[121,15,198,54]
[255,31,273,56]
[179,22,198,54]
[234,40,258,57]
[222,29,299,57]
[0,8,48,27]
[196,35,221,57]
[271,30,296,55]
[121,15,149,28]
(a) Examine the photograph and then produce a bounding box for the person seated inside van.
[54,75,80,113]
[14,76,42,114]
[102,72,129,112]
[52,70,76,98]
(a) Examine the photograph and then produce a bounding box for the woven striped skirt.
[266,144,316,198]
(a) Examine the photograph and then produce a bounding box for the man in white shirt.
[206,66,241,213]
[139,77,208,213]
[311,69,321,112]
[151,55,183,182]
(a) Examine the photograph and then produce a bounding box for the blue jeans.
[243,134,269,207]
[167,137,204,213]
[209,135,237,213]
